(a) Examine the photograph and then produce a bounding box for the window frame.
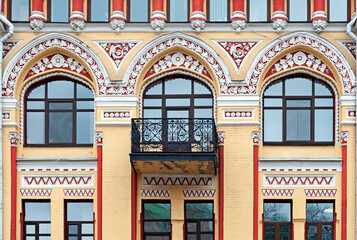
[247,0,271,22]
[167,0,190,22]
[327,0,350,22]
[206,0,230,22]
[23,200,51,240]
[24,79,95,147]
[9,0,30,22]
[287,0,311,22]
[128,0,150,23]
[184,200,214,240]
[87,0,110,22]
[263,200,292,240]
[47,0,70,23]
[65,200,94,240]
[263,76,335,145]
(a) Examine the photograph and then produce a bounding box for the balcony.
[130,118,218,174]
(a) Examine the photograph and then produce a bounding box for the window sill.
[263,142,335,146]
[24,144,94,147]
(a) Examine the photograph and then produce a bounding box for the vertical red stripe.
[20,212,23,240]
[31,0,43,12]
[341,144,347,240]
[219,143,224,240]
[334,212,337,240]
[152,0,163,12]
[112,0,124,12]
[192,0,204,12]
[140,212,143,240]
[97,143,103,240]
[253,144,259,240]
[93,212,96,240]
[314,0,325,12]
[132,169,137,240]
[72,0,84,13]
[291,223,294,240]
[232,0,244,12]
[10,142,17,240]
[273,0,284,12]
[183,223,185,239]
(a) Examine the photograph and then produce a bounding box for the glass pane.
[49,112,73,143]
[285,77,312,96]
[194,98,212,106]
[185,203,213,219]
[144,221,171,232]
[26,225,35,234]
[77,84,93,98]
[26,112,45,144]
[26,237,35,240]
[308,225,318,233]
[265,225,275,233]
[25,202,51,221]
[329,0,347,21]
[49,102,73,110]
[263,203,291,222]
[144,109,162,118]
[200,221,213,231]
[77,112,94,144]
[77,101,94,109]
[264,109,282,142]
[265,234,275,240]
[51,0,69,22]
[209,0,227,21]
[28,84,45,98]
[289,0,307,21]
[144,99,162,107]
[306,203,334,222]
[39,223,51,234]
[286,109,311,141]
[187,222,197,232]
[167,110,189,118]
[264,81,282,96]
[165,78,191,94]
[166,98,190,106]
[264,98,282,107]
[315,98,333,107]
[146,83,162,95]
[201,234,213,240]
[322,234,332,240]
[90,0,108,21]
[280,225,289,233]
[27,101,45,109]
[187,234,197,240]
[170,0,188,22]
[67,202,93,221]
[12,0,29,21]
[194,81,211,94]
[68,237,78,240]
[249,0,267,21]
[314,109,333,142]
[286,100,311,107]
[82,237,94,240]
[144,203,171,220]
[194,109,212,118]
[48,81,74,98]
[39,237,51,240]
[322,225,332,233]
[308,234,317,240]
[130,0,148,22]
[82,223,94,234]
[315,82,332,96]
[68,225,78,234]
[280,234,289,240]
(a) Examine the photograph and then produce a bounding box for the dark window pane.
[201,234,213,240]
[49,102,73,110]
[280,234,289,240]
[280,225,289,233]
[265,234,275,240]
[209,0,227,21]
[264,109,282,142]
[90,0,108,21]
[26,225,35,234]
[308,225,318,233]
[144,99,162,107]
[286,109,310,141]
[82,223,94,234]
[144,203,171,220]
[68,225,78,234]
[187,222,197,232]
[170,0,188,21]
[289,0,307,21]
[48,81,74,98]
[76,112,94,144]
[26,112,45,144]
[165,78,191,94]
[285,78,312,96]
[39,223,51,234]
[25,202,51,221]
[146,236,170,240]
[249,0,267,21]
[51,0,69,22]
[67,202,93,221]
[130,0,148,22]
[77,84,93,98]
[49,112,73,143]
[12,0,29,21]
[308,234,318,240]
[27,84,45,98]
[194,109,212,118]
[322,234,332,240]
[200,221,213,231]
[185,203,213,219]
[145,83,162,95]
[27,101,45,109]
[194,81,211,94]
[306,203,334,222]
[329,0,347,21]
[263,203,291,222]
[314,109,333,142]
[322,225,332,233]
[264,98,282,107]
[166,98,190,106]
[187,234,197,240]
[77,101,94,109]
[144,221,171,232]
[68,237,78,240]
[265,225,275,233]
[315,82,332,96]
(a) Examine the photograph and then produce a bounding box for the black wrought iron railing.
[131,118,217,153]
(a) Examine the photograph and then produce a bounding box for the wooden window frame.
[23,200,51,240]
[247,0,271,22]
[167,0,190,22]
[127,0,150,23]
[87,0,110,22]
[142,200,171,240]
[65,200,94,240]
[305,201,335,240]
[263,200,292,240]
[206,0,230,22]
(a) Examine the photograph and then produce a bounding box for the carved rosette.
[251,131,261,145]
[151,11,166,34]
[95,132,103,146]
[339,131,349,146]
[9,132,19,147]
[29,11,46,34]
[271,11,287,33]
[217,131,225,146]
[312,11,328,33]
[70,11,86,34]
[190,11,206,34]
[110,11,126,34]
[231,11,247,34]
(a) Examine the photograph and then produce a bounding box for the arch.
[241,32,355,95]
[3,33,109,97]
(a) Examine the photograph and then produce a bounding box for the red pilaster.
[70,0,85,20]
[340,131,348,240]
[218,132,225,240]
[111,0,125,20]
[312,0,327,20]
[151,0,165,20]
[191,0,205,20]
[31,0,43,14]
[29,0,45,21]
[96,132,103,240]
[132,168,137,240]
[272,0,286,20]
[252,132,260,240]
[10,132,18,240]
[232,0,245,20]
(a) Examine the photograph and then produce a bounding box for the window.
[185,201,214,240]
[264,201,292,240]
[168,0,189,22]
[11,0,29,21]
[248,0,268,22]
[329,0,348,22]
[89,0,109,22]
[263,76,334,144]
[25,80,94,146]
[143,201,171,240]
[129,0,149,22]
[208,0,228,22]
[23,201,51,240]
[49,0,69,22]
[65,201,94,240]
[288,0,309,22]
[306,202,334,240]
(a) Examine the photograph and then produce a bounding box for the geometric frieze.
[20,189,52,197]
[339,40,356,59]
[102,110,131,119]
[2,111,11,121]
[259,158,342,172]
[63,189,95,197]
[183,189,216,197]
[264,175,335,187]
[140,189,171,197]
[304,189,337,197]
[142,175,214,187]
[223,109,253,119]
[22,175,94,187]
[261,189,294,197]
[346,108,356,118]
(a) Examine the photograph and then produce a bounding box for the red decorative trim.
[341,41,356,59]
[2,111,11,120]
[218,132,224,240]
[20,189,52,196]
[142,176,213,186]
[341,137,347,240]
[96,131,103,240]
[346,109,356,118]
[132,169,137,240]
[273,0,285,13]
[183,189,216,197]
[140,189,170,197]
[252,131,259,240]
[3,41,19,61]
[314,0,325,12]
[152,0,164,12]
[192,0,204,12]
[144,52,212,80]
[232,0,245,13]
[265,51,334,80]
[31,0,43,13]
[261,189,294,197]
[10,132,18,240]
[112,0,124,12]
[265,176,334,186]
[23,176,93,186]
[72,0,84,13]
[97,42,137,69]
[64,189,95,197]
[304,189,337,197]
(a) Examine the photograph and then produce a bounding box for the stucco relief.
[339,40,356,59]
[2,41,19,60]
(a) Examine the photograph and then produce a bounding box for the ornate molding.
[2,41,20,61]
[2,111,11,121]
[102,110,131,119]
[252,131,261,145]
[141,189,170,197]
[217,131,225,145]
[338,40,356,59]
[22,175,94,187]
[312,19,328,34]
[70,19,85,34]
[20,189,52,197]
[30,19,45,34]
[17,158,97,172]
[272,19,287,33]
[183,189,216,197]
[64,189,95,197]
[264,175,335,187]
[231,11,246,34]
[339,131,349,145]
[191,20,206,34]
[223,109,253,119]
[110,11,126,34]
[261,189,294,197]
[346,109,356,118]
[142,175,214,187]
[95,131,103,145]
[305,189,337,197]
[259,158,342,172]
[9,132,19,146]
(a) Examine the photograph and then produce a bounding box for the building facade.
[0,0,356,239]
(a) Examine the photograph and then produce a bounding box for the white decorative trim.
[261,189,294,197]
[264,175,336,187]
[101,110,131,119]
[340,121,356,125]
[346,108,356,118]
[20,189,52,197]
[110,11,126,34]
[151,19,166,34]
[70,19,86,34]
[272,19,287,33]
[95,96,138,107]
[217,121,260,126]
[2,98,18,109]
[2,111,11,121]
[17,158,97,172]
[191,11,206,20]
[337,40,356,59]
[142,174,214,187]
[141,189,171,197]
[2,123,18,128]
[305,189,337,197]
[340,95,356,106]
[259,158,342,172]
[312,19,328,34]
[231,11,247,33]
[312,11,327,19]
[64,189,95,197]
[183,189,216,197]
[2,40,21,61]
[95,122,131,126]
[191,20,206,34]
[217,95,260,106]
[223,109,253,119]
[22,175,94,187]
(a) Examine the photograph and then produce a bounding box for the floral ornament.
[98,42,138,68]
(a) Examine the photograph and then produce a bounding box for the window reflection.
[169,0,188,22]
[143,202,171,239]
[24,201,51,240]
[289,0,308,21]
[249,0,267,22]
[11,0,29,21]
[90,0,109,21]
[130,0,149,22]
[209,0,228,22]
[50,0,69,22]
[329,0,347,22]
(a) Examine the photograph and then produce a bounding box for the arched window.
[263,76,334,144]
[25,80,94,145]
